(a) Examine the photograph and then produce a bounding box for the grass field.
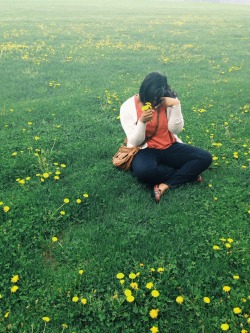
[0,0,250,332]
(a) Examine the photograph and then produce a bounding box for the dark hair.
[139,72,177,106]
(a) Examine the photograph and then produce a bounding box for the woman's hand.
[139,109,154,123]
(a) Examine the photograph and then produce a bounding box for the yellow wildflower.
[142,102,152,111]
[126,295,135,303]
[233,307,242,314]
[157,267,164,273]
[150,326,159,333]
[11,285,18,293]
[76,199,82,204]
[43,173,49,179]
[233,275,239,280]
[4,312,10,318]
[3,206,10,213]
[11,275,19,283]
[52,237,58,242]
[203,297,211,304]
[129,273,136,279]
[60,211,66,215]
[151,290,160,298]
[81,298,87,304]
[79,269,84,275]
[223,286,231,292]
[213,245,220,250]
[221,323,229,331]
[116,273,124,279]
[72,296,79,302]
[176,296,184,304]
[120,279,125,285]
[146,282,154,289]
[83,193,89,198]
[63,198,70,203]
[225,243,231,248]
[130,282,138,290]
[149,309,159,319]
[124,289,132,297]
[42,317,50,322]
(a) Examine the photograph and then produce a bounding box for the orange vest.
[135,95,176,149]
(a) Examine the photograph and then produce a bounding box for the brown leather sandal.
[153,185,162,203]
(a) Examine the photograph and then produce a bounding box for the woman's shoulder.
[121,95,136,110]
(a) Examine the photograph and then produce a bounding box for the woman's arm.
[163,97,184,134]
[120,97,147,147]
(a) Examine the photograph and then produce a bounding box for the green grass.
[0,0,250,332]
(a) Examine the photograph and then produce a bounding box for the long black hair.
[139,72,177,106]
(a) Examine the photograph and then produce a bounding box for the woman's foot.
[153,183,169,203]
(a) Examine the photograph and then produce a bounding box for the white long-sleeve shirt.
[120,96,184,148]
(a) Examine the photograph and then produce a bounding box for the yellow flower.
[62,324,68,328]
[120,279,125,285]
[72,296,79,302]
[223,286,231,292]
[60,164,66,168]
[233,307,242,314]
[149,309,159,319]
[150,268,156,272]
[150,326,159,333]
[176,296,184,304]
[54,176,60,180]
[27,121,33,125]
[83,193,89,198]
[43,173,49,179]
[116,273,125,279]
[11,285,18,293]
[34,136,40,141]
[60,211,66,215]
[203,297,211,304]
[124,289,132,297]
[129,273,136,279]
[213,245,220,250]
[146,282,154,289]
[76,199,82,204]
[79,269,84,275]
[64,198,70,204]
[151,290,160,298]
[4,311,10,318]
[42,317,50,322]
[52,237,58,242]
[12,152,18,156]
[0,201,3,205]
[248,318,250,324]
[225,243,231,248]
[142,102,152,111]
[233,275,239,280]
[126,295,135,303]
[227,238,233,243]
[241,329,248,333]
[11,275,19,283]
[3,206,10,213]
[221,323,229,331]
[157,267,164,273]
[81,298,87,304]
[130,282,138,290]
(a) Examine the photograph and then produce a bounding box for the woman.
[120,71,212,203]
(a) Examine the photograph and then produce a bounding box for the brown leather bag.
[112,145,140,170]
[112,110,160,171]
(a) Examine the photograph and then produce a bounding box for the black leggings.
[131,142,212,187]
